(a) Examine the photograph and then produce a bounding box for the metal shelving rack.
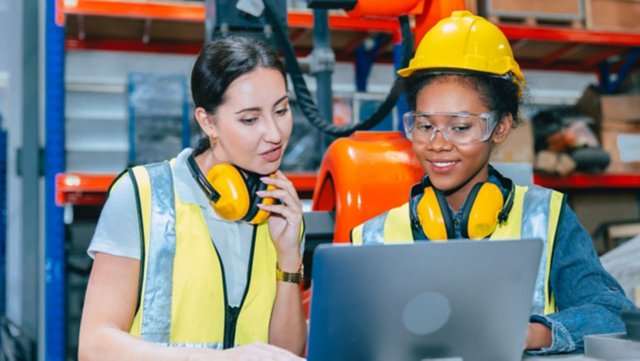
[47,1,640,358]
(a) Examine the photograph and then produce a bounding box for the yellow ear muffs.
[207,165,278,225]
[187,154,275,224]
[416,187,455,241]
[205,163,251,222]
[461,182,504,239]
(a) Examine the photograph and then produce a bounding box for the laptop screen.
[307,239,543,361]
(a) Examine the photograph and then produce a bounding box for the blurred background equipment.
[128,73,190,166]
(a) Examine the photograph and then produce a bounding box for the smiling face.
[196,67,292,175]
[412,77,512,208]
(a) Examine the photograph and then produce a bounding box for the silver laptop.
[307,239,543,361]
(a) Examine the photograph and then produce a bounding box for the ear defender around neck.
[410,174,514,240]
[187,154,276,224]
[460,182,504,239]
[415,187,454,241]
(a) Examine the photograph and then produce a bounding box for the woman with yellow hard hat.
[352,10,634,354]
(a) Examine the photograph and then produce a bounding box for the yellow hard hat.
[397,10,525,95]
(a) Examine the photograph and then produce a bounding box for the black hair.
[403,71,523,127]
[191,36,286,154]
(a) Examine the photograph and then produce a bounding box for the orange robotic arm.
[311,132,423,243]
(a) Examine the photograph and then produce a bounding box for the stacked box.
[577,86,640,173]
[586,0,640,32]
[482,0,584,25]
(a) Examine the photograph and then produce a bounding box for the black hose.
[264,0,414,137]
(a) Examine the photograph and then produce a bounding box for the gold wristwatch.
[276,264,304,285]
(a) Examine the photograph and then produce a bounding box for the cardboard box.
[483,0,583,19]
[586,0,640,32]
[570,192,639,253]
[601,122,640,173]
[490,120,534,163]
[601,95,640,125]
[576,85,640,124]
[574,86,640,173]
[576,86,640,139]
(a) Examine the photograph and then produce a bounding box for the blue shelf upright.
[45,0,66,360]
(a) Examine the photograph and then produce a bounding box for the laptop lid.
[307,239,543,361]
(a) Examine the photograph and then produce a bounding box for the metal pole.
[21,0,40,347]
[310,9,334,147]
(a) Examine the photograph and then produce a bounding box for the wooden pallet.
[488,15,584,29]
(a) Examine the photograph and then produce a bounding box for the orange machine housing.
[347,0,466,48]
[312,131,423,243]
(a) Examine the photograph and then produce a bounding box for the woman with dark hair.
[79,36,306,360]
[351,11,634,355]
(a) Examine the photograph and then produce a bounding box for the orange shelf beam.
[59,0,204,23]
[499,24,640,47]
[58,0,400,34]
[56,172,318,206]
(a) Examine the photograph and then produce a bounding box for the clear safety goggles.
[403,111,500,145]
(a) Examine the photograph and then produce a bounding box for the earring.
[209,136,218,147]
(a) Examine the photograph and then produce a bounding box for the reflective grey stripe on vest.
[361,212,388,245]
[158,342,223,350]
[140,161,176,343]
[521,186,552,316]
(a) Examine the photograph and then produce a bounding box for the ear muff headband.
[241,172,277,224]
[187,154,221,202]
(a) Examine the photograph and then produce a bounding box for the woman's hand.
[202,342,305,361]
[524,322,552,350]
[256,170,303,272]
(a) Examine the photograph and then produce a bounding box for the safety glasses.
[403,111,500,145]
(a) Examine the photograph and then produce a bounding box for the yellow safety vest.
[125,160,277,349]
[351,185,564,316]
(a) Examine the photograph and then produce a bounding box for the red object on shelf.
[55,173,117,206]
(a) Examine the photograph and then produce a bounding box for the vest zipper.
[219,225,259,349]
[224,306,240,349]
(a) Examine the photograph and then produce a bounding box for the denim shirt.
[448,173,635,354]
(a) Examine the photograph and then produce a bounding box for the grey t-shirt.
[88,148,304,306]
